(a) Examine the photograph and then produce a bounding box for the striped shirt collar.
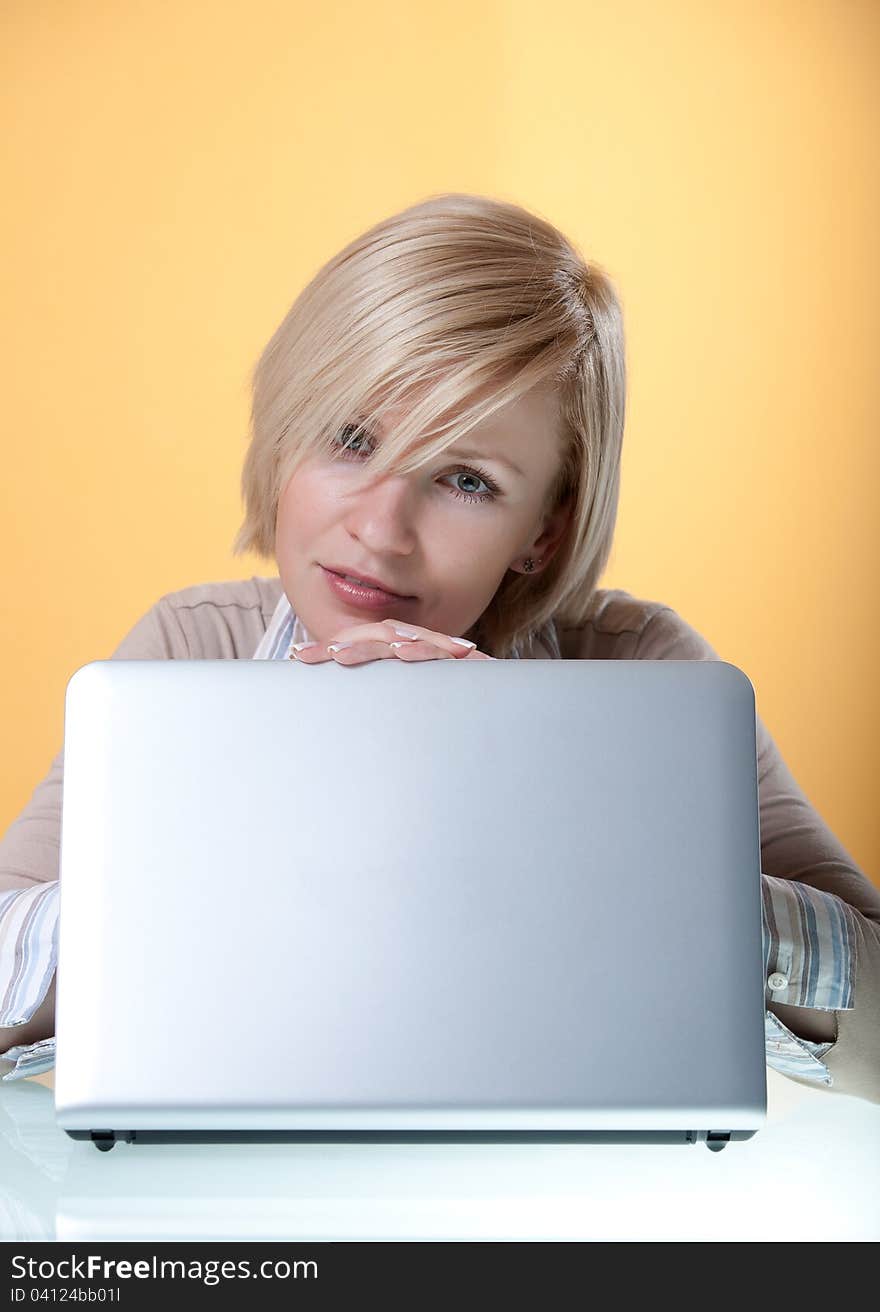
[252,592,315,660]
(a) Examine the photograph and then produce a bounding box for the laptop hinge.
[75,1127,744,1151]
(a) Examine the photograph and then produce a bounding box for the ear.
[527,496,574,568]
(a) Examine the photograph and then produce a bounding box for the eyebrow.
[447,448,526,479]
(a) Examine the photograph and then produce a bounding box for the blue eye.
[335,424,371,455]
[332,425,501,505]
[445,468,498,504]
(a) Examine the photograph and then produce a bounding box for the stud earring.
[522,557,542,573]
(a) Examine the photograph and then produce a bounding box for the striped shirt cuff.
[0,883,59,1081]
[761,873,856,1010]
[0,1036,56,1081]
[761,874,857,1086]
[764,1013,834,1085]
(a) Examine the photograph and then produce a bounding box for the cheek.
[274,479,310,560]
[284,465,343,513]
[277,472,321,529]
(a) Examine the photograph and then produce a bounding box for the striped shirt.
[0,593,859,1087]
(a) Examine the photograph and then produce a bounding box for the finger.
[292,640,397,664]
[388,641,454,661]
[289,643,331,662]
[314,619,477,658]
[291,638,490,662]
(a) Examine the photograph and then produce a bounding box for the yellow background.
[2,1,877,886]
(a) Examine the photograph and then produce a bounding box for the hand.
[289,617,495,664]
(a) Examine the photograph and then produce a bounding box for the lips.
[321,564,415,599]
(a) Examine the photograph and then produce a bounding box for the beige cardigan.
[2,576,879,1100]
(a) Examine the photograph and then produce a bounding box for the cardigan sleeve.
[0,596,186,897]
[634,604,880,1102]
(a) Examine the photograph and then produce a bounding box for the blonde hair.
[232,192,626,659]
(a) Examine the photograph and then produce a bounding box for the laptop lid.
[54,657,767,1150]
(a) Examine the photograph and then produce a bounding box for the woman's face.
[274,383,572,643]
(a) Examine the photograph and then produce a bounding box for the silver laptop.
[54,656,767,1153]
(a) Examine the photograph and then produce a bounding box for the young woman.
[2,193,878,1102]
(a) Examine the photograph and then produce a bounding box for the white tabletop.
[2,1068,878,1241]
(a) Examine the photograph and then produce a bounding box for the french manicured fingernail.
[391,625,420,639]
[450,637,476,649]
[389,641,412,650]
[291,642,318,651]
[327,642,353,652]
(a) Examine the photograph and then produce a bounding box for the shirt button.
[768,972,789,990]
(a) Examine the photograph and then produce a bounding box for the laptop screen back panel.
[55,658,767,1135]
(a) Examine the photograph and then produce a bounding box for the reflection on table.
[1,1067,878,1241]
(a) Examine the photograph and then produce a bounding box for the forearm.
[766,997,836,1044]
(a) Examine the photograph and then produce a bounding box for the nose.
[342,470,420,551]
